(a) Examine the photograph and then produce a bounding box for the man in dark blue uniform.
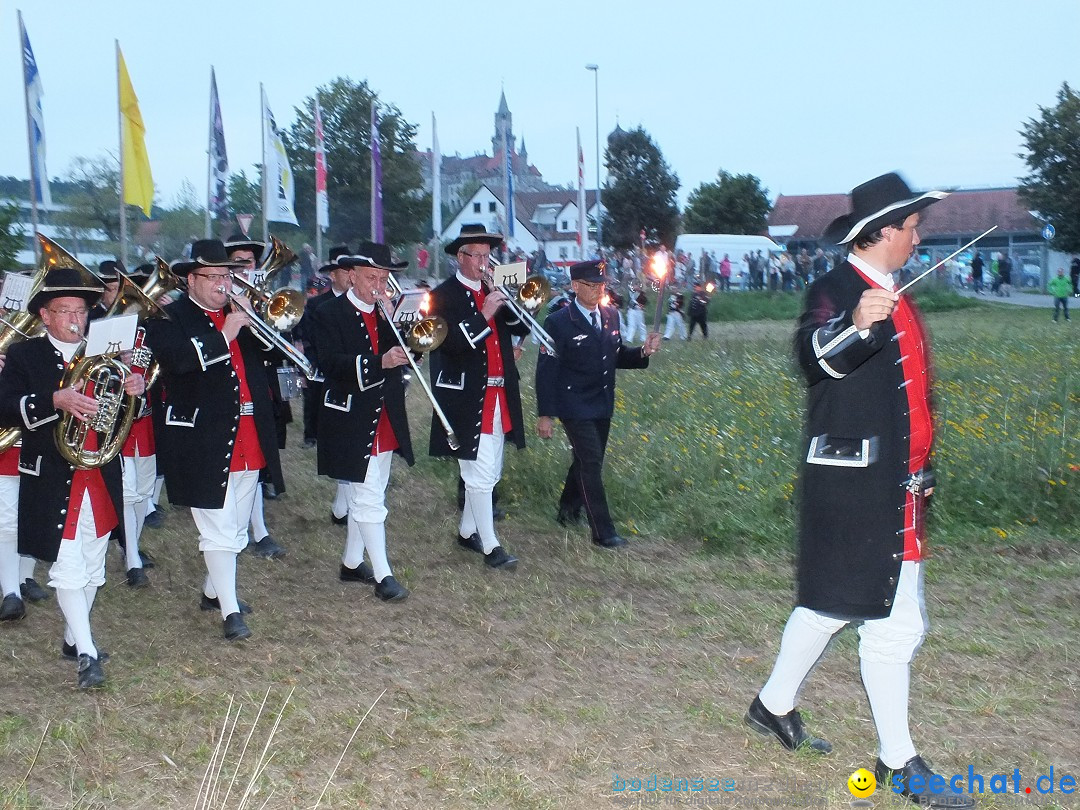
[535,260,660,548]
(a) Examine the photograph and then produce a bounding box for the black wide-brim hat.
[27,266,104,315]
[317,244,352,274]
[97,259,125,281]
[569,259,608,283]
[172,239,248,276]
[342,240,409,271]
[223,233,266,258]
[823,172,948,245]
[129,262,154,285]
[444,223,504,255]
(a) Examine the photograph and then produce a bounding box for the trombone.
[483,259,557,356]
[220,284,318,380]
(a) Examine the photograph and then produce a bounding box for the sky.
[1,0,1077,215]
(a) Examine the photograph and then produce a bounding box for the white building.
[2,197,114,268]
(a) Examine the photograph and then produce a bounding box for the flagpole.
[260,83,268,242]
[116,40,127,265]
[369,105,376,241]
[205,68,214,238]
[18,11,40,260]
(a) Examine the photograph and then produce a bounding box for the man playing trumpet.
[310,242,413,601]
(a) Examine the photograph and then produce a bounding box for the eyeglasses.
[192,272,232,282]
[47,307,89,317]
[575,281,605,289]
[459,250,491,261]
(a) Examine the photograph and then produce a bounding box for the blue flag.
[19,13,51,208]
[505,142,514,238]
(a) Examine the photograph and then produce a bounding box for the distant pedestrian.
[1048,267,1072,322]
[687,281,711,339]
[719,254,732,291]
[997,252,1012,297]
[1070,256,1080,297]
[663,291,687,340]
[970,251,984,294]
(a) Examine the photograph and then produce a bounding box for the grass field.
[1,301,1078,809]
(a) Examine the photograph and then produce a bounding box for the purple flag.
[370,105,383,241]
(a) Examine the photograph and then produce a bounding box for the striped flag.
[19,12,51,208]
[208,67,228,219]
[370,105,383,241]
[577,127,587,258]
[314,99,329,231]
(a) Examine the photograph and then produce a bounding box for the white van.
[675,233,784,288]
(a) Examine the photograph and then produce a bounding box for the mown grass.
[0,302,1077,809]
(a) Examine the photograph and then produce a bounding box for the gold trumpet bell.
[519,275,551,313]
[406,316,448,353]
[265,288,306,332]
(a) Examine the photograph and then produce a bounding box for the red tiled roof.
[769,187,1041,239]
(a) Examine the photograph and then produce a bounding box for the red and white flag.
[577,127,587,258]
[314,99,329,231]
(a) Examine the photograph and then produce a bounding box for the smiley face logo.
[848,768,876,798]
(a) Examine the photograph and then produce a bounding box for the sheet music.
[492,261,527,289]
[393,291,428,326]
[85,313,138,357]
[1,273,34,312]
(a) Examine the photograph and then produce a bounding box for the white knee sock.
[332,481,349,520]
[759,608,839,715]
[151,475,164,509]
[123,504,143,570]
[862,659,917,768]
[56,588,97,659]
[463,490,498,554]
[357,522,391,582]
[249,487,268,540]
[342,519,366,569]
[203,550,239,618]
[19,555,36,582]
[0,534,19,597]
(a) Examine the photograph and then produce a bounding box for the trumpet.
[483,260,557,356]
[373,293,459,451]
[222,286,318,380]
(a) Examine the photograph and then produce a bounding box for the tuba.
[0,253,51,454]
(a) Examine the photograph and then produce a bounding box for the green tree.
[0,202,25,268]
[224,170,263,239]
[56,155,121,243]
[600,126,680,249]
[683,170,770,235]
[1018,82,1080,253]
[149,181,205,259]
[283,78,430,250]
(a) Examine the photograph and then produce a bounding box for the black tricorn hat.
[129,262,154,285]
[28,266,104,315]
[223,232,266,259]
[341,241,409,271]
[444,223,504,255]
[171,239,247,276]
[96,259,125,281]
[317,244,352,274]
[569,259,608,283]
[823,172,948,245]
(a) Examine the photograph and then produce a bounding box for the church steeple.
[492,91,516,158]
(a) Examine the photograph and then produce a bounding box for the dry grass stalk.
[311,688,387,810]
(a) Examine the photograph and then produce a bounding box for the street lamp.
[585,63,602,251]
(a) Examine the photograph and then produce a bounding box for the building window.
[559,247,569,259]
[488,202,497,213]
[473,202,481,213]
[561,220,569,231]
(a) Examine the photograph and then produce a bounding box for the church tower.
[492,90,516,158]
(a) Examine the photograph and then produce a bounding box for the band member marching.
[144,239,282,642]
[0,264,144,687]
[310,242,413,601]
[428,224,529,571]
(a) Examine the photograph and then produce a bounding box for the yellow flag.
[117,47,153,217]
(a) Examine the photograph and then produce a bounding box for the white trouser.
[458,399,506,553]
[759,560,927,768]
[664,312,687,339]
[191,470,261,553]
[0,474,20,596]
[122,453,157,570]
[346,450,394,524]
[48,490,110,591]
[625,309,646,343]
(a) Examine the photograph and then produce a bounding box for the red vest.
[359,308,398,455]
[207,309,265,473]
[468,287,511,434]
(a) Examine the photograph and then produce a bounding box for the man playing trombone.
[428,224,529,570]
[310,241,413,601]
[144,239,282,642]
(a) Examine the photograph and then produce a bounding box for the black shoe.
[248,535,286,559]
[556,508,583,527]
[62,642,110,663]
[484,546,518,570]
[223,612,251,642]
[875,756,975,808]
[143,509,165,529]
[0,593,26,621]
[744,695,832,754]
[330,511,349,526]
[492,506,506,521]
[20,577,50,602]
[77,654,106,688]
[126,568,150,589]
[139,550,156,569]
[456,532,484,554]
[593,535,629,549]
[340,562,376,584]
[200,594,253,614]
[374,575,409,602]
[262,482,278,500]
[304,438,317,448]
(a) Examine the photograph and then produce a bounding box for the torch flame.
[600,293,610,307]
[706,282,715,293]
[421,293,430,315]
[650,254,666,279]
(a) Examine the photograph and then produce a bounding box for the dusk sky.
[1,0,1075,212]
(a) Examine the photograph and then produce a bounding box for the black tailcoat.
[426,275,530,459]
[0,337,124,561]
[310,294,412,481]
[143,295,282,509]
[794,261,931,619]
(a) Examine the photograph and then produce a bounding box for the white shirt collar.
[848,253,895,291]
[456,270,482,291]
[346,289,375,313]
[47,334,80,362]
[574,299,599,321]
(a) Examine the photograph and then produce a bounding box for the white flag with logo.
[261,86,298,225]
